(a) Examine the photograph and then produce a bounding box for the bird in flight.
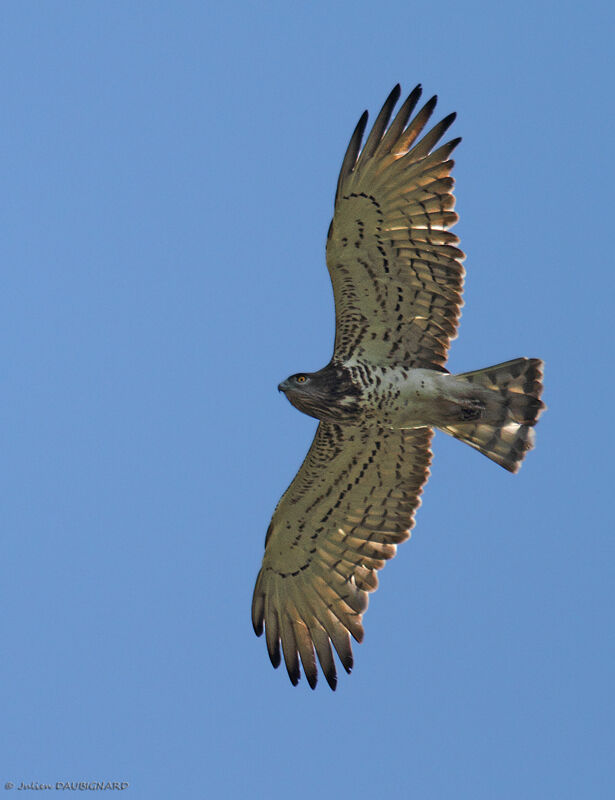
[252,84,545,690]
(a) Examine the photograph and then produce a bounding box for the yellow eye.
[296,375,307,383]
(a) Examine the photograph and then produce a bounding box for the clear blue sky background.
[2,2,613,798]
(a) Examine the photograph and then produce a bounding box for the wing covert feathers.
[252,423,433,689]
[327,85,464,370]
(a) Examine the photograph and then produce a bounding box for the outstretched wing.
[252,423,432,689]
[327,84,465,370]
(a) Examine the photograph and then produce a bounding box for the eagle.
[252,84,545,690]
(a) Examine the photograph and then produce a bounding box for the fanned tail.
[442,358,545,473]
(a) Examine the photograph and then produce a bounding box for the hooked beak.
[278,380,289,393]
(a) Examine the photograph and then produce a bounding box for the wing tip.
[442,110,457,128]
[305,671,318,690]
[324,668,338,691]
[388,83,402,106]
[287,665,300,686]
[268,643,281,669]
[408,83,422,102]
[251,582,265,636]
[341,652,354,675]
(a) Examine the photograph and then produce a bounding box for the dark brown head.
[278,363,362,423]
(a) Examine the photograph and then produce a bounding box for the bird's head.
[277,365,362,422]
[278,373,320,417]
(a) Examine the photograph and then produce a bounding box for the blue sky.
[2,1,613,798]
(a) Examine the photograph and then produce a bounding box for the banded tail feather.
[442,358,545,473]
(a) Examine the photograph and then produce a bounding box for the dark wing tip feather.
[336,109,369,199]
[401,84,423,117]
[341,652,353,675]
[400,83,423,119]
[305,670,318,690]
[386,85,402,115]
[406,84,423,109]
[440,111,457,132]
[251,604,264,636]
[267,639,281,669]
[282,646,300,684]
[418,96,439,131]
[419,95,439,129]
[324,667,338,691]
[387,83,402,106]
[425,95,438,114]
[251,581,264,635]
[354,85,402,172]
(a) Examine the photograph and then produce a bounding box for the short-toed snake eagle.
[252,85,545,690]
